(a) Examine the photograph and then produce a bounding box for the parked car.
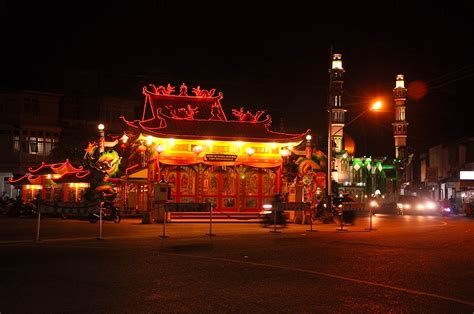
[396,195,439,215]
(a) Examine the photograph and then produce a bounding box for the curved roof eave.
[139,127,309,144]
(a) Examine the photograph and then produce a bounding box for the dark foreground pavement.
[0,215,473,313]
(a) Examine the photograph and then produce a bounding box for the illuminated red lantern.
[137,145,147,153]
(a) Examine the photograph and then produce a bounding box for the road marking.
[161,252,474,308]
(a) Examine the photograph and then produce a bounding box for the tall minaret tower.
[330,54,346,153]
[392,74,408,159]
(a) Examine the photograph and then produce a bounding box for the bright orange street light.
[371,100,383,111]
[335,100,384,134]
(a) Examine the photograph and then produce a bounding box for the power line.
[428,71,474,91]
[425,63,474,85]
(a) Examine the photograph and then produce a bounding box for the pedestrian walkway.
[0,215,389,244]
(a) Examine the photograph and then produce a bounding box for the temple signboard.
[205,154,238,162]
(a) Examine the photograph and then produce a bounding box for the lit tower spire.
[330,53,346,153]
[392,74,408,159]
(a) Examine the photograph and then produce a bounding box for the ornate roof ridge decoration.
[139,108,167,129]
[54,170,91,180]
[153,108,273,125]
[8,174,42,185]
[120,82,310,143]
[141,83,227,122]
[51,170,92,184]
[142,83,224,99]
[232,107,267,123]
[27,159,84,174]
[8,174,30,184]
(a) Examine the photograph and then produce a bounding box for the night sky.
[2,1,474,157]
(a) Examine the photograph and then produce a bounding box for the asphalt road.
[0,214,473,313]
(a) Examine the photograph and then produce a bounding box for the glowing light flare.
[137,144,147,153]
[280,148,291,157]
[146,136,153,146]
[26,185,42,190]
[192,145,203,155]
[407,80,428,100]
[98,124,105,131]
[425,201,436,210]
[121,134,129,143]
[306,134,312,141]
[370,101,383,111]
[156,144,165,153]
[246,147,255,156]
[416,203,425,210]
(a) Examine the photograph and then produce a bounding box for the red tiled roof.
[138,113,308,143]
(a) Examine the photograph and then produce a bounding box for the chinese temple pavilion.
[120,83,310,213]
[8,159,91,203]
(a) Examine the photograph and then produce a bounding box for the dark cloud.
[2,1,474,156]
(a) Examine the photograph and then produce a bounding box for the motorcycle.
[441,206,451,217]
[2,198,37,217]
[89,201,121,223]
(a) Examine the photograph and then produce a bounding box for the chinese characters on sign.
[205,154,238,162]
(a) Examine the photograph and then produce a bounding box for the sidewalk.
[0,215,383,244]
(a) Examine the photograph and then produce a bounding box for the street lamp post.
[96,123,105,239]
[366,199,378,231]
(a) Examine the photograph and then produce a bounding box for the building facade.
[0,90,63,196]
[420,137,474,209]
[0,88,141,198]
[119,83,309,213]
